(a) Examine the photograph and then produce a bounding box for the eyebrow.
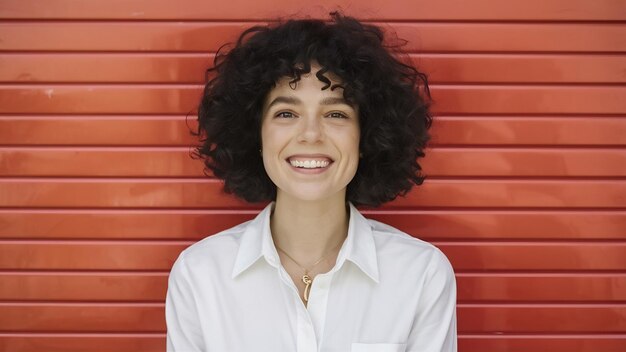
[266,96,354,111]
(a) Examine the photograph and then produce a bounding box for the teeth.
[289,159,330,169]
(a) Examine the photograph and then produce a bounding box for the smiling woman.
[167,11,457,352]
[261,65,361,204]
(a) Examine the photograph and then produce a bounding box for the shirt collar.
[231,202,379,284]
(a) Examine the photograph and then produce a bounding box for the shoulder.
[366,217,455,277]
[174,220,251,269]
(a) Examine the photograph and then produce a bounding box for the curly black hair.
[191,11,432,207]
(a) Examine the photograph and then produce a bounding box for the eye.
[275,111,295,118]
[327,112,349,119]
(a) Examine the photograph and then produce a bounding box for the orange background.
[0,0,625,351]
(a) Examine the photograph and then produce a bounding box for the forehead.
[264,70,349,106]
[263,78,357,114]
[271,70,343,92]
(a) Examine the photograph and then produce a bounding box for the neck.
[270,191,349,266]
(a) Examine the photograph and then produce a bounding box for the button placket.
[277,265,318,352]
[296,310,318,352]
[306,272,333,349]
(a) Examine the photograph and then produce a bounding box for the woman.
[166,11,457,352]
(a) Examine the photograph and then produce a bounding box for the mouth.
[286,155,334,170]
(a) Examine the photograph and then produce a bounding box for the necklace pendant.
[302,274,312,302]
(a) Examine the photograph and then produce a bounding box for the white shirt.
[166,202,457,352]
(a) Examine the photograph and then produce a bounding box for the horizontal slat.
[1,211,623,240]
[0,334,165,352]
[0,149,205,177]
[456,274,626,303]
[0,180,240,209]
[432,86,626,115]
[0,211,253,240]
[0,304,165,332]
[1,0,623,20]
[415,55,626,84]
[1,304,624,333]
[1,86,624,114]
[0,274,168,301]
[368,212,626,240]
[0,180,624,208]
[1,335,624,352]
[1,273,624,302]
[2,54,625,84]
[1,116,624,146]
[0,242,624,270]
[0,86,201,115]
[0,117,198,146]
[458,336,626,352]
[422,148,626,176]
[1,23,624,52]
[0,243,187,270]
[1,148,624,177]
[431,116,626,146]
[0,54,210,84]
[457,306,626,333]
[397,180,626,208]
[441,243,626,271]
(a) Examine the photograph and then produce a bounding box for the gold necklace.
[275,239,344,303]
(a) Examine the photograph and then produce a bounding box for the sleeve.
[165,253,206,352]
[407,248,457,352]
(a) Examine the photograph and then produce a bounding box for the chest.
[192,262,416,351]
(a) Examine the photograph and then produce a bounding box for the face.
[260,64,360,203]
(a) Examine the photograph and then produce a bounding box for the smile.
[286,155,334,174]
[289,159,330,169]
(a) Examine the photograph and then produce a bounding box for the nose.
[297,115,324,143]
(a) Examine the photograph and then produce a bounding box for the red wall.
[0,1,625,351]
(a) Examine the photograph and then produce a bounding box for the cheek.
[261,129,284,154]
[260,120,269,146]
[348,132,361,172]
[345,129,361,155]
[260,121,277,150]
[260,124,290,169]
[259,123,273,172]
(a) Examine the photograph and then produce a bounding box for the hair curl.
[191,11,432,207]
